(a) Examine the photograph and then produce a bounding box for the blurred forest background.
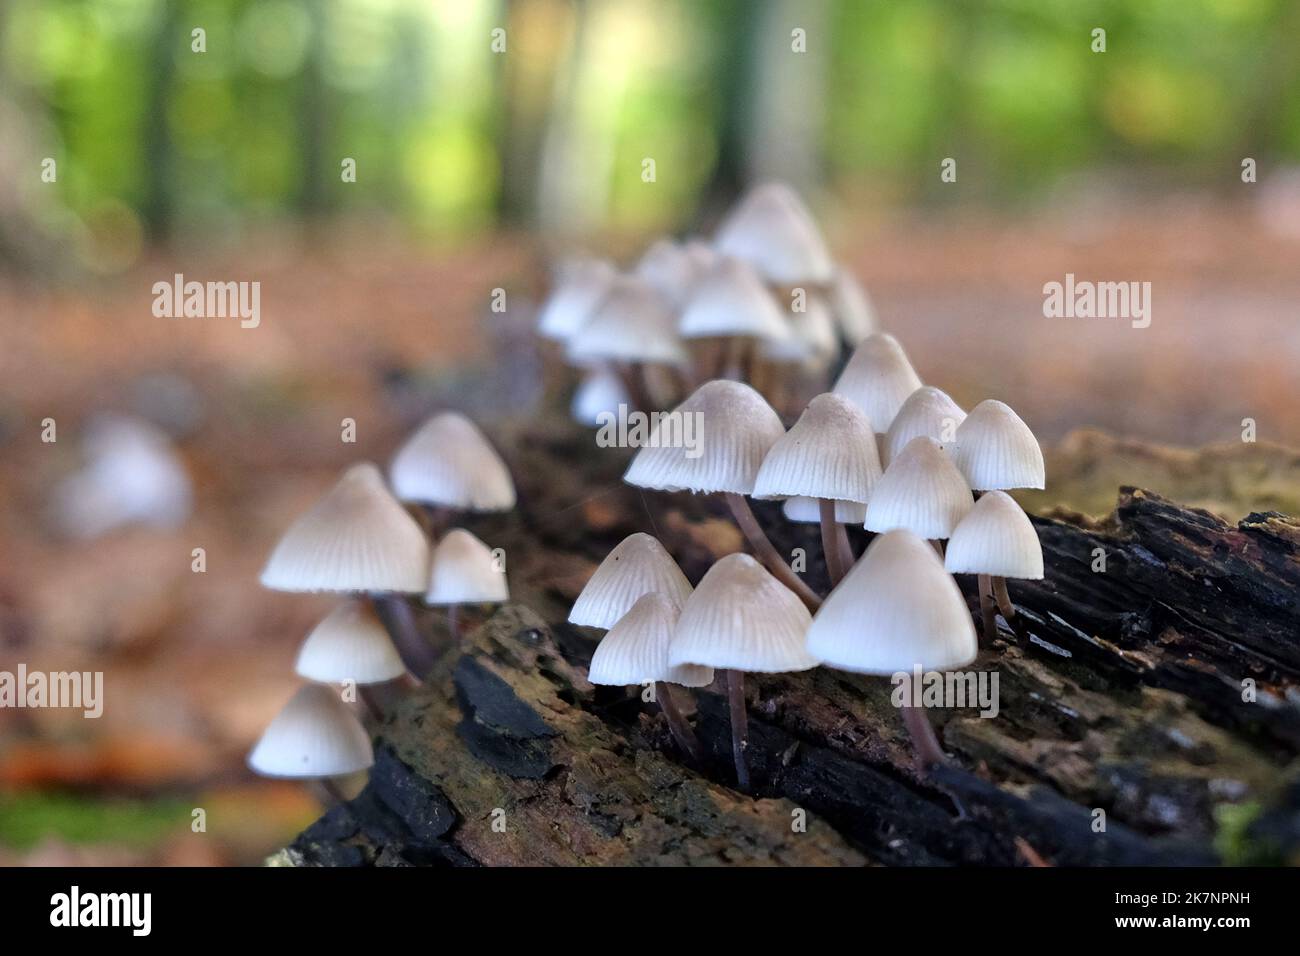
[1,0,1299,865]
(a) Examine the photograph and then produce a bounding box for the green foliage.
[0,792,191,851]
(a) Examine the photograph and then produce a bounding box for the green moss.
[1212,801,1273,866]
[0,792,191,851]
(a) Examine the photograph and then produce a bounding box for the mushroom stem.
[899,702,947,771]
[447,603,461,641]
[930,538,945,558]
[818,498,850,586]
[655,681,703,763]
[722,335,746,380]
[991,575,1016,621]
[977,574,998,644]
[723,492,822,611]
[358,685,385,720]
[726,669,751,791]
[372,594,438,678]
[421,504,453,541]
[616,361,655,413]
[310,777,348,808]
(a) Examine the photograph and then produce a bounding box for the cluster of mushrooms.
[547,183,1047,787]
[245,414,516,799]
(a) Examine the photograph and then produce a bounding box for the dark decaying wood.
[274,426,1300,867]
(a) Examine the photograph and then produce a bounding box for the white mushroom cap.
[832,333,923,433]
[248,684,374,778]
[537,258,616,341]
[425,528,509,605]
[864,436,973,539]
[807,530,977,674]
[752,393,882,502]
[829,267,876,345]
[588,592,714,688]
[781,495,868,524]
[669,553,819,673]
[260,463,429,593]
[883,386,967,467]
[760,293,837,365]
[390,412,516,511]
[571,366,630,426]
[950,400,1046,491]
[714,182,834,284]
[295,599,406,685]
[945,491,1044,580]
[566,275,687,366]
[569,532,693,629]
[678,257,792,343]
[636,239,700,307]
[623,380,785,495]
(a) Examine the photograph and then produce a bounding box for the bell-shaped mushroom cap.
[295,599,406,685]
[588,592,714,688]
[623,380,785,494]
[566,275,687,365]
[425,529,509,605]
[760,293,837,364]
[753,393,882,502]
[636,239,699,307]
[782,495,868,524]
[390,412,516,511]
[945,491,1044,580]
[669,553,819,673]
[678,257,792,343]
[950,400,1046,491]
[537,258,615,341]
[569,532,693,629]
[714,182,834,284]
[571,366,630,426]
[864,436,973,539]
[883,386,967,467]
[248,684,374,778]
[832,333,923,432]
[260,462,428,593]
[829,267,876,345]
[807,530,977,674]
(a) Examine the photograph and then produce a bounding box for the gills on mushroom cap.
[248,684,374,778]
[752,392,882,503]
[831,333,924,433]
[425,528,510,605]
[944,490,1044,580]
[864,436,974,539]
[390,411,517,511]
[295,598,406,685]
[883,386,967,467]
[588,592,713,688]
[806,529,977,675]
[950,399,1045,491]
[669,553,819,673]
[714,182,834,285]
[260,462,429,594]
[569,532,693,629]
[623,380,785,495]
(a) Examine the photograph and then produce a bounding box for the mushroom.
[248,684,374,804]
[755,292,838,409]
[566,274,688,411]
[295,598,410,716]
[678,256,792,381]
[259,462,434,675]
[882,386,967,467]
[588,592,712,762]
[832,333,923,434]
[669,553,819,789]
[571,366,631,427]
[781,496,867,525]
[753,393,881,585]
[623,380,821,610]
[536,257,616,342]
[635,238,703,308]
[714,182,834,287]
[389,411,516,533]
[425,528,509,640]
[949,399,1045,635]
[805,529,977,769]
[828,266,876,348]
[945,490,1044,643]
[569,532,693,629]
[864,436,973,556]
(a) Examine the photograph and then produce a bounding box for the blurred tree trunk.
[297,0,331,220]
[141,0,180,242]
